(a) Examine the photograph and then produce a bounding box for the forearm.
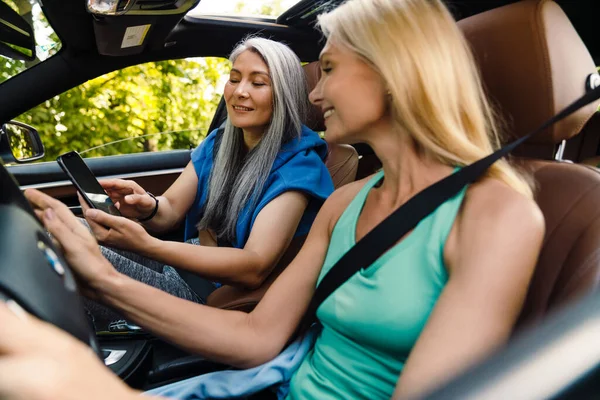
[140,238,267,288]
[95,271,279,367]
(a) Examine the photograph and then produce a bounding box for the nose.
[234,81,250,98]
[309,74,323,106]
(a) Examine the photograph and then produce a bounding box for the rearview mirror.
[1,121,44,163]
[0,2,36,61]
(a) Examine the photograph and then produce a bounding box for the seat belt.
[299,83,600,331]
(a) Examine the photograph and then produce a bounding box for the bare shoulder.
[462,178,544,231]
[446,177,545,275]
[319,174,379,234]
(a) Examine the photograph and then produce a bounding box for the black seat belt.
[299,83,600,331]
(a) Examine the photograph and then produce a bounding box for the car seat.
[458,0,600,328]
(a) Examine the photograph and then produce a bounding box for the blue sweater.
[184,126,334,249]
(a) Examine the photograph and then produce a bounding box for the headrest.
[458,0,598,145]
[303,61,326,132]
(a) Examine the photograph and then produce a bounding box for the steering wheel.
[0,161,100,355]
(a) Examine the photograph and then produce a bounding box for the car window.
[14,57,230,161]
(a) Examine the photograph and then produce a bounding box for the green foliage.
[2,1,230,162]
[2,1,252,162]
[16,57,231,161]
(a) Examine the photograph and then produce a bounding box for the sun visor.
[87,0,199,56]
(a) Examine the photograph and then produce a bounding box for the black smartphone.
[56,151,121,216]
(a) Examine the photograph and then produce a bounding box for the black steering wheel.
[0,161,99,355]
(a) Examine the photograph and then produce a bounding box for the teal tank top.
[287,170,468,399]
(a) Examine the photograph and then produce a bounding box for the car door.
[7,57,228,236]
[5,57,231,389]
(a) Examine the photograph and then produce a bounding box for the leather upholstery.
[206,62,358,311]
[325,142,359,189]
[458,0,598,147]
[572,113,600,164]
[302,62,359,189]
[517,161,600,327]
[303,61,325,132]
[460,0,600,329]
[206,235,306,312]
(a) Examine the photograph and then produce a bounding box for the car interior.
[1,0,600,397]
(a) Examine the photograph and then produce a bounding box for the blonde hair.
[317,0,533,198]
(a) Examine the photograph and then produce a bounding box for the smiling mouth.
[233,105,254,111]
[323,108,335,119]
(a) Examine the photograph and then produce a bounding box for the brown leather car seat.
[458,0,600,329]
[206,62,359,311]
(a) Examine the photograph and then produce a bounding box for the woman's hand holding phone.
[99,179,156,220]
[78,194,154,254]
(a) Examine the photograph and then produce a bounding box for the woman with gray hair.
[76,36,335,330]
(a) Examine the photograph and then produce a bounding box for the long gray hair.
[197,37,310,243]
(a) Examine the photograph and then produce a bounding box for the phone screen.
[57,152,121,216]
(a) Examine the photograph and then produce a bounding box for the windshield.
[0,0,61,84]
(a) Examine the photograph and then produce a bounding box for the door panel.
[9,150,190,205]
[9,149,191,236]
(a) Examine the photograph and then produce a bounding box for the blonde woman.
[7,0,544,398]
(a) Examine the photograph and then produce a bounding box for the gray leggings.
[80,221,215,331]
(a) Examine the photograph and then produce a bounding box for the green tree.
[17,57,231,161]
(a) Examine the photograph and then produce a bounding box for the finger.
[77,196,108,237]
[42,209,88,250]
[84,215,110,241]
[100,179,144,195]
[26,191,88,237]
[85,208,122,227]
[124,193,154,209]
[34,208,44,221]
[78,193,91,214]
[50,237,64,253]
[98,178,130,191]
[23,189,63,212]
[40,198,92,238]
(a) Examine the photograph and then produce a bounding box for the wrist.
[138,192,159,222]
[139,234,161,260]
[91,261,125,299]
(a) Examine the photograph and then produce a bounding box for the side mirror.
[0,121,44,163]
[0,2,36,61]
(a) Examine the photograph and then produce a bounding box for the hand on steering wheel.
[24,189,117,299]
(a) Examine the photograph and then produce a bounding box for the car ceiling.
[0,0,597,124]
[37,0,600,59]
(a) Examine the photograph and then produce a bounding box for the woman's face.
[224,50,274,136]
[309,41,389,144]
